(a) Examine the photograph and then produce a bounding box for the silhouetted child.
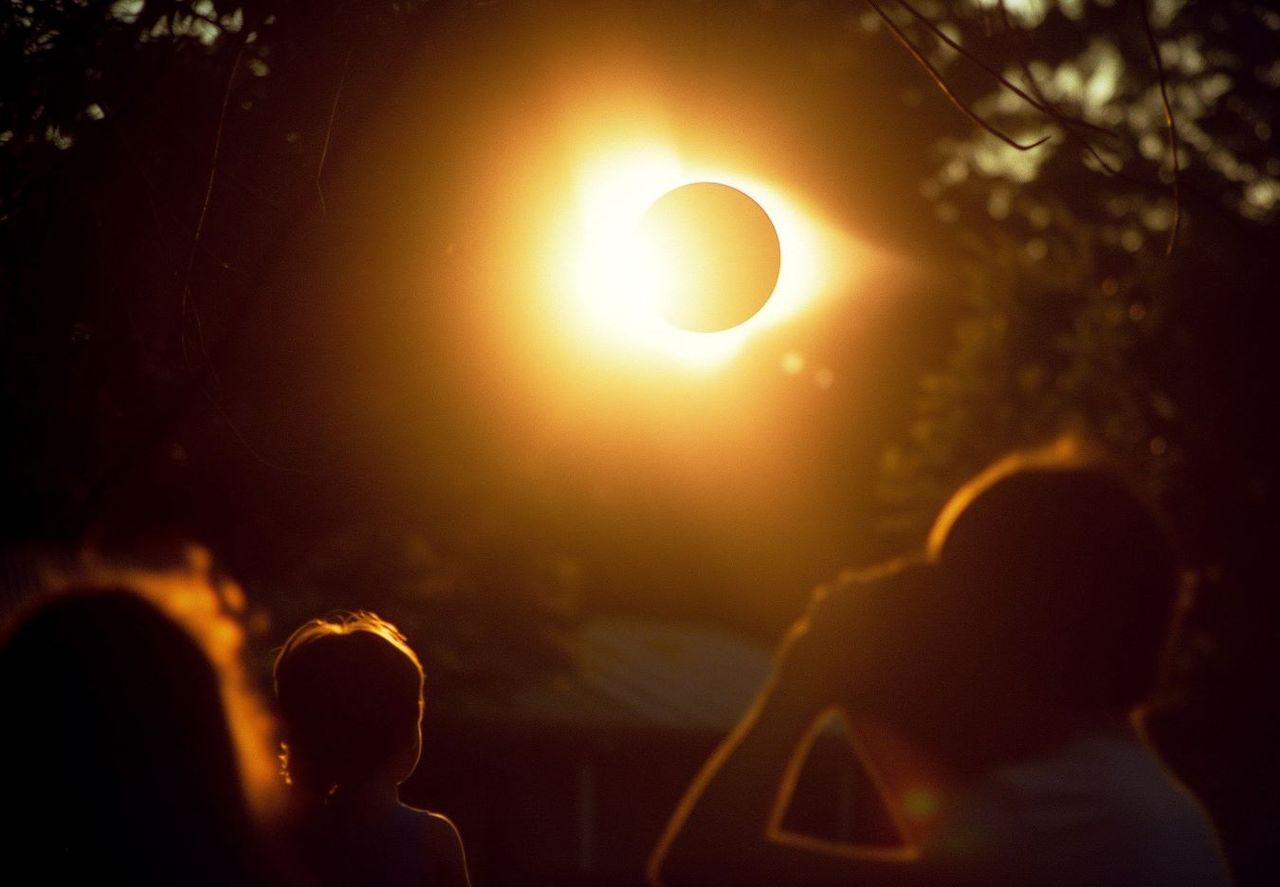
[0,587,278,885]
[274,612,470,887]
[650,443,1232,886]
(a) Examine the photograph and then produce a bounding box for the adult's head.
[274,612,425,797]
[0,587,265,884]
[924,442,1180,722]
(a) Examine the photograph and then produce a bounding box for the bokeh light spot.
[903,787,939,820]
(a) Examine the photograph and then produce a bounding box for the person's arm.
[425,812,471,887]
[648,564,935,887]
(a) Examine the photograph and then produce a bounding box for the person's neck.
[331,776,402,813]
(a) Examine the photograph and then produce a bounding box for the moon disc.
[637,182,782,333]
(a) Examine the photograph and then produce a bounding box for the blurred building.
[408,616,895,886]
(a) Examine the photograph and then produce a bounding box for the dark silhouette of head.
[924,444,1180,724]
[0,587,265,884]
[274,612,425,797]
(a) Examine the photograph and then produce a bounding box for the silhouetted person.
[274,612,470,887]
[650,445,1232,886]
[0,588,275,885]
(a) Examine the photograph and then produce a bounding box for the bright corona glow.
[639,182,781,332]
[556,142,829,368]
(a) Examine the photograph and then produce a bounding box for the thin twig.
[317,46,353,219]
[206,392,312,474]
[873,0,1177,244]
[997,0,1060,113]
[178,40,308,474]
[1081,142,1157,189]
[1141,0,1181,254]
[180,40,244,364]
[995,0,1137,182]
[866,0,1050,151]
[893,0,1118,141]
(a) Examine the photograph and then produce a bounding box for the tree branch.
[865,0,1051,151]
[1141,0,1182,254]
[893,0,1118,142]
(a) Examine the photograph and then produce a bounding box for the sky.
[182,2,967,633]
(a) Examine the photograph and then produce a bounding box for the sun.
[638,181,781,333]
[556,142,827,368]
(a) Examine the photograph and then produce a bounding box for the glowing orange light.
[552,142,832,368]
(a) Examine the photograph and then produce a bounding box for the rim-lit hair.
[274,612,425,796]
[924,437,1180,714]
[927,436,1115,558]
[40,543,280,819]
[0,587,264,882]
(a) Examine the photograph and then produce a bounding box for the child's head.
[274,612,424,796]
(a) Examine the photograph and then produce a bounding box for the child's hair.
[274,612,425,796]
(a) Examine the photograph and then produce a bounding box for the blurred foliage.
[877,231,1182,535]
[1,0,439,203]
[2,0,265,218]
[869,5,1279,881]
[872,0,1278,542]
[0,0,435,512]
[1,0,581,703]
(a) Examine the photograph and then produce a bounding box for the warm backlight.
[560,143,827,368]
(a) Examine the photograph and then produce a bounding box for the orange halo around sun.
[556,142,829,368]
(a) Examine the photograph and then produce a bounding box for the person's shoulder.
[416,810,471,886]
[952,734,1233,886]
[396,805,461,839]
[421,811,464,848]
[395,805,470,884]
